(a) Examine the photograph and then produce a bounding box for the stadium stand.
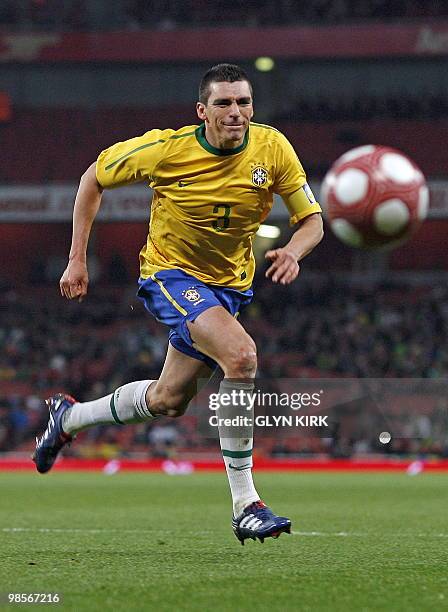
[2,0,448,31]
[1,1,447,461]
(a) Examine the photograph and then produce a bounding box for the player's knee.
[223,337,257,378]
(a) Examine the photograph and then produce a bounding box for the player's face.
[196,80,253,150]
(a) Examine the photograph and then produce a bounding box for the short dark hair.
[199,63,253,105]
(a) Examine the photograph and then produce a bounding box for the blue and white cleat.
[32,394,75,474]
[232,500,292,545]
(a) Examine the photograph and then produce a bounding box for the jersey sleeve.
[95,129,168,189]
[282,186,322,226]
[273,131,322,225]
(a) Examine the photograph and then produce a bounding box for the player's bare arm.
[60,162,103,301]
[265,212,323,285]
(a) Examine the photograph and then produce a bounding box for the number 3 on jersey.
[212,204,231,232]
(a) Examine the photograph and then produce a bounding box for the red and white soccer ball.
[321,145,429,249]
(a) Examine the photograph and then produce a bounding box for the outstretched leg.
[33,344,212,473]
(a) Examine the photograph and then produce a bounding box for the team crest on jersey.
[251,165,268,187]
[182,287,202,303]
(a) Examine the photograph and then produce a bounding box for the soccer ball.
[320,145,429,249]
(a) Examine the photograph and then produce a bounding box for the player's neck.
[204,126,246,151]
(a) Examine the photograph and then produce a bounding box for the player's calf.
[145,381,195,418]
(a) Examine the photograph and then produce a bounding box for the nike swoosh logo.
[178,180,195,187]
[229,463,251,471]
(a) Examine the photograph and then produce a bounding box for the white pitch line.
[293,531,362,537]
[1,527,147,534]
[291,531,446,537]
[3,527,448,538]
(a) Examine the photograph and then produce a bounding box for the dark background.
[1,0,447,459]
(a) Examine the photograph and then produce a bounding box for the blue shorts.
[137,269,253,369]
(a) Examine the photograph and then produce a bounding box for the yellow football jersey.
[96,122,321,290]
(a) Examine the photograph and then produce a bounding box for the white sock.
[218,379,260,517]
[62,380,156,435]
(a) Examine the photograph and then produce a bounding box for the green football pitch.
[0,471,447,611]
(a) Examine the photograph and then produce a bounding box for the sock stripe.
[134,404,149,420]
[222,449,252,458]
[110,393,124,425]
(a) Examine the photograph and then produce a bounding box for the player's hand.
[59,259,89,302]
[265,248,300,285]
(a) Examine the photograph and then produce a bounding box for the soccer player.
[33,64,323,545]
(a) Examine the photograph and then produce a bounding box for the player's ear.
[196,102,207,122]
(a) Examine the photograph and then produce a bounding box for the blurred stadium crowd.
[1,273,447,458]
[275,93,448,122]
[1,0,447,31]
[1,1,447,462]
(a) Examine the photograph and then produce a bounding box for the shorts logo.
[182,287,202,303]
[251,166,268,187]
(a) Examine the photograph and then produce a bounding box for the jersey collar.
[195,124,249,156]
